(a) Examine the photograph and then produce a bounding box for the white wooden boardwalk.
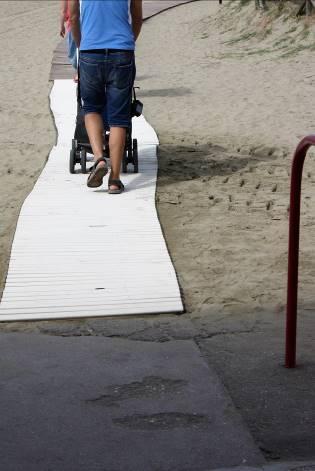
[0,80,183,321]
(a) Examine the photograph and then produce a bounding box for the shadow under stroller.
[69,86,143,175]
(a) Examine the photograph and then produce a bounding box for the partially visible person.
[60,0,78,81]
[69,0,143,194]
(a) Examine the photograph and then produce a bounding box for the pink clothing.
[65,1,71,32]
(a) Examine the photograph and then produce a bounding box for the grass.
[214,0,315,61]
[273,36,290,48]
[279,42,315,58]
[298,26,311,40]
[287,26,298,34]
[223,31,257,45]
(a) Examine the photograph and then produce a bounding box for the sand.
[0,1,59,292]
[135,0,315,315]
[1,0,315,320]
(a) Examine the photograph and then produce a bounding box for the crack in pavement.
[112,412,211,430]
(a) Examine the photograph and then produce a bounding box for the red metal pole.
[286,135,315,368]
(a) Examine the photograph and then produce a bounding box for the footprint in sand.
[266,201,274,211]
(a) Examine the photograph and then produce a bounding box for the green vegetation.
[216,0,315,61]
[223,32,257,45]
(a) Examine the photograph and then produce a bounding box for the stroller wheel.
[122,150,128,173]
[80,148,87,174]
[133,139,138,173]
[104,143,110,159]
[69,149,76,174]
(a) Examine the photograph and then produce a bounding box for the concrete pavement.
[0,332,264,471]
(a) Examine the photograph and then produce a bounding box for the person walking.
[69,0,143,194]
[60,0,78,81]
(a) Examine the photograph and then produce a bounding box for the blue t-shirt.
[80,0,135,51]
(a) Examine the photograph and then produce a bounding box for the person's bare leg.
[85,113,105,164]
[109,127,126,190]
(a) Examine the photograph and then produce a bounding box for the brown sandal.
[87,157,108,188]
[108,178,125,194]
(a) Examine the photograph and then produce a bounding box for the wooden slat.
[0,80,183,321]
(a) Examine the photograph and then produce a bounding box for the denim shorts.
[67,30,78,70]
[79,51,135,128]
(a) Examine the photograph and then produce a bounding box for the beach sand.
[135,0,315,316]
[1,0,315,317]
[0,1,59,292]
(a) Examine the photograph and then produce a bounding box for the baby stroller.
[69,83,143,174]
